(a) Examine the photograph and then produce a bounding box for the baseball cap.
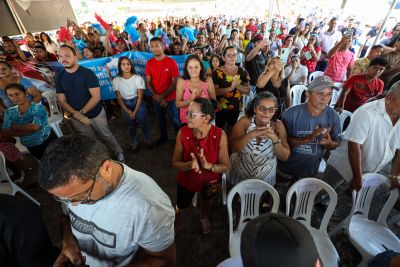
[308,76,338,92]
[240,213,320,267]
[252,34,263,43]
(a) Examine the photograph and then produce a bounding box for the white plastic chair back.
[338,110,352,133]
[330,83,343,108]
[227,179,280,257]
[290,85,307,106]
[308,71,324,84]
[42,91,63,137]
[286,178,337,232]
[353,173,398,226]
[0,152,40,206]
[238,91,255,120]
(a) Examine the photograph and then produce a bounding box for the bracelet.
[272,139,281,145]
[390,175,400,180]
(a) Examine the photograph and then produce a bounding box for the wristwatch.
[272,138,281,145]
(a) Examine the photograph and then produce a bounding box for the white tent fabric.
[1,0,77,36]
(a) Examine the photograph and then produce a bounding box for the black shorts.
[176,182,218,210]
[215,110,240,128]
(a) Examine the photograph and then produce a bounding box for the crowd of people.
[0,12,400,267]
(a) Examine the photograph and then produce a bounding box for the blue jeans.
[153,100,181,140]
[121,98,151,145]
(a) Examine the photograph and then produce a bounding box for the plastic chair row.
[227,178,340,267]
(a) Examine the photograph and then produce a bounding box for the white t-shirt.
[284,65,308,85]
[65,164,175,267]
[319,30,342,54]
[112,75,145,100]
[327,99,400,181]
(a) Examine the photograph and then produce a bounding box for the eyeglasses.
[225,53,237,58]
[256,105,277,114]
[53,171,99,205]
[186,111,206,119]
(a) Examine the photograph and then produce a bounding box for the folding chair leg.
[222,174,227,206]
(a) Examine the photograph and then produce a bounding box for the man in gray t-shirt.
[38,134,176,267]
[277,76,341,180]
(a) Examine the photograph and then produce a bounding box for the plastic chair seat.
[349,216,400,256]
[309,228,340,267]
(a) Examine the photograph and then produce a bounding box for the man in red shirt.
[335,57,388,112]
[246,18,258,34]
[146,37,181,145]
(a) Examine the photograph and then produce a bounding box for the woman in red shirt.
[300,34,321,73]
[172,98,229,234]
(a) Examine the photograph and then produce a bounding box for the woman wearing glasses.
[176,55,216,126]
[229,92,290,186]
[212,46,250,134]
[300,34,321,73]
[172,98,229,234]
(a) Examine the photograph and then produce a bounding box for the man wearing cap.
[32,43,58,62]
[245,36,270,93]
[276,76,341,194]
[326,81,400,192]
[217,213,321,267]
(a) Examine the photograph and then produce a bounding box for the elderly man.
[326,82,400,192]
[276,76,341,195]
[38,134,176,267]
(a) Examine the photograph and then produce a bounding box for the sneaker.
[116,153,125,163]
[156,138,168,146]
[145,141,153,149]
[131,144,139,153]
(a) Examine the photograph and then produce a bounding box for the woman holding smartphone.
[229,92,290,185]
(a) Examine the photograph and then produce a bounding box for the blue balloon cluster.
[124,16,140,42]
[179,27,197,42]
[154,28,171,47]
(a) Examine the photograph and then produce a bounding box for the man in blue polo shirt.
[56,45,124,162]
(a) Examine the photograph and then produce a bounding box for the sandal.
[199,216,211,235]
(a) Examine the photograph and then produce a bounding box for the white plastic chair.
[338,110,352,133]
[347,173,400,267]
[227,179,280,258]
[286,178,339,267]
[308,71,324,84]
[290,85,307,106]
[330,83,343,108]
[0,152,40,206]
[237,91,255,120]
[42,91,63,137]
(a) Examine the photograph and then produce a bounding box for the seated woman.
[176,54,216,126]
[1,83,56,160]
[110,56,152,152]
[0,62,42,112]
[229,92,290,186]
[172,98,229,234]
[256,57,291,120]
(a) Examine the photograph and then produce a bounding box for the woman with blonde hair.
[256,57,291,119]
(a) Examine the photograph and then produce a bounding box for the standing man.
[146,37,181,146]
[317,18,343,72]
[38,134,176,267]
[276,76,341,195]
[245,36,270,94]
[56,45,125,162]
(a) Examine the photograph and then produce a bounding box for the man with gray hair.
[326,81,400,192]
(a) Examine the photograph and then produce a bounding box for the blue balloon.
[124,16,139,42]
[179,27,197,43]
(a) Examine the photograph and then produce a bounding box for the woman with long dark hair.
[172,98,229,234]
[229,92,290,185]
[39,32,58,54]
[176,55,216,125]
[300,34,321,73]
[110,56,152,151]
